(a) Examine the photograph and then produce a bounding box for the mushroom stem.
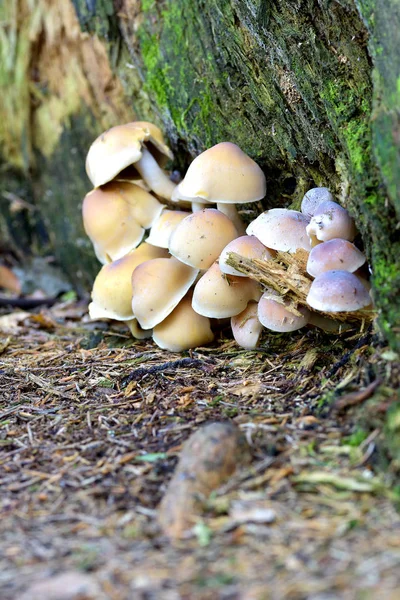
[216,203,246,235]
[135,147,177,200]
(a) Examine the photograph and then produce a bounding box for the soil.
[0,300,399,599]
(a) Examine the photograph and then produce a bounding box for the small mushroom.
[169,209,238,269]
[306,270,372,312]
[85,121,176,199]
[301,187,334,218]
[306,201,356,246]
[153,293,214,351]
[231,301,263,349]
[89,243,168,321]
[247,208,311,252]
[82,182,164,263]
[131,257,199,329]
[126,318,152,339]
[258,290,310,332]
[192,262,261,318]
[219,235,274,277]
[172,142,266,233]
[306,238,366,278]
[146,209,191,248]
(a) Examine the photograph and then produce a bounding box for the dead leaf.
[18,571,103,600]
[0,265,21,294]
[0,311,30,334]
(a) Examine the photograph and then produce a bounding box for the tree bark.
[1,0,399,349]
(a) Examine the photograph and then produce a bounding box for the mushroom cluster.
[82,121,373,352]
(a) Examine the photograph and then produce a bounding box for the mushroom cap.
[85,122,173,188]
[247,209,311,252]
[131,257,199,329]
[153,294,214,351]
[146,210,191,248]
[231,301,263,349]
[306,238,366,278]
[301,187,334,218]
[192,262,261,318]
[89,243,168,321]
[126,318,152,340]
[306,201,356,245]
[219,235,274,277]
[103,181,164,228]
[306,270,371,312]
[169,209,238,269]
[258,291,310,332]
[175,142,266,204]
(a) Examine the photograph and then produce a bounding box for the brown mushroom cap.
[306,201,356,245]
[89,243,168,321]
[85,121,173,188]
[306,239,366,278]
[146,210,191,248]
[219,235,274,277]
[258,291,310,332]
[131,257,199,329]
[247,209,311,252]
[169,209,238,269]
[231,301,263,349]
[153,294,214,351]
[306,270,371,312]
[301,187,334,218]
[192,262,261,318]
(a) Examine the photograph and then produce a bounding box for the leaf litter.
[0,300,400,599]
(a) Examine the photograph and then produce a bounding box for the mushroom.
[131,257,199,329]
[306,201,356,246]
[82,182,164,263]
[88,242,168,321]
[169,209,238,269]
[146,209,191,248]
[306,238,366,278]
[306,270,372,312]
[231,301,263,349]
[247,209,311,252]
[219,235,274,277]
[192,262,261,318]
[301,187,334,218]
[172,142,266,233]
[126,318,153,339]
[153,293,214,351]
[85,121,176,199]
[258,290,310,332]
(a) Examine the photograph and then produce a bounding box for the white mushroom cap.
[306,270,371,312]
[306,201,356,246]
[247,209,311,252]
[301,187,334,218]
[85,121,173,188]
[219,235,274,277]
[231,301,263,349]
[258,290,310,332]
[169,209,238,269]
[146,210,191,248]
[192,262,261,318]
[153,294,214,351]
[306,239,366,278]
[131,257,198,329]
[89,243,168,321]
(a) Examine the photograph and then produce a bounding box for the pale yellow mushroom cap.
[231,301,263,349]
[176,142,266,204]
[153,294,214,351]
[247,209,311,252]
[85,122,173,188]
[169,209,238,269]
[306,239,366,278]
[219,235,274,277]
[89,243,168,321]
[146,210,191,248]
[192,262,261,318]
[126,318,152,340]
[131,257,199,329]
[258,291,310,332]
[306,201,356,246]
[301,187,334,218]
[306,270,371,312]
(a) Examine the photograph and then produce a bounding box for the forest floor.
[0,300,400,600]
